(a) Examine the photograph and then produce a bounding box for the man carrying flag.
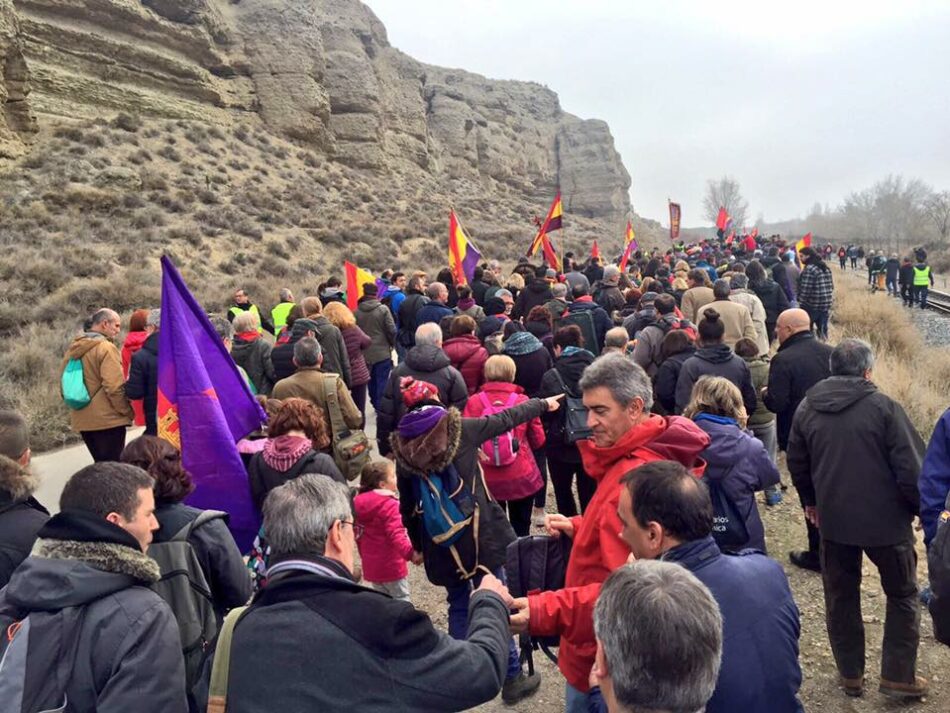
[716,206,731,240]
[157,256,266,551]
[449,210,483,287]
[345,261,377,311]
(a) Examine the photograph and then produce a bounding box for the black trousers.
[820,539,919,683]
[532,446,548,509]
[81,426,127,462]
[350,383,367,429]
[900,282,913,305]
[548,458,597,517]
[502,496,535,538]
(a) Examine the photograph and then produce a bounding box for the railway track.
[926,289,950,315]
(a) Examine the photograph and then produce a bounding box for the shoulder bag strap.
[207,606,249,713]
[321,374,347,439]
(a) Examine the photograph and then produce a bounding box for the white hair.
[415,322,443,347]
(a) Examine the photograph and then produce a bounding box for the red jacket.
[443,335,489,395]
[462,382,545,501]
[120,330,148,427]
[354,489,414,583]
[527,415,709,691]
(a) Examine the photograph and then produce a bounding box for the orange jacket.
[527,414,709,691]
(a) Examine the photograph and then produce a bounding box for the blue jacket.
[697,260,719,283]
[416,302,454,327]
[693,415,780,553]
[383,287,406,326]
[663,537,803,713]
[921,408,950,546]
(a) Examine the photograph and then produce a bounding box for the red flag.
[725,231,736,245]
[716,206,729,231]
[540,234,561,272]
[591,240,601,260]
[527,192,563,257]
[743,234,756,252]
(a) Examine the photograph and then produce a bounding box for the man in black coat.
[787,339,927,700]
[126,309,160,436]
[512,265,553,320]
[762,308,833,572]
[397,276,430,352]
[0,411,49,588]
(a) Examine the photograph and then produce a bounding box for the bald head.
[776,308,811,344]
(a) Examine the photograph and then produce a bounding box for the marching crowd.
[3,234,950,713]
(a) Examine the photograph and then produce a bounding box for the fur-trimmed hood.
[390,408,463,476]
[0,454,38,502]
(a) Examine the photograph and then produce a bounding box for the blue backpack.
[412,465,475,548]
[61,358,91,410]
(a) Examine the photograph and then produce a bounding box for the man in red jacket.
[509,353,709,712]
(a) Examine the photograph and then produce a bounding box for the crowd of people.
[835,244,936,308]
[2,231,950,713]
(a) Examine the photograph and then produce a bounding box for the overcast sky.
[367,1,950,227]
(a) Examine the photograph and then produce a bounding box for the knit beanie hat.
[400,376,439,409]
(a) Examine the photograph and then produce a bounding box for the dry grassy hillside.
[0,115,667,449]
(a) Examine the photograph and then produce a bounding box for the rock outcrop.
[1,0,631,220]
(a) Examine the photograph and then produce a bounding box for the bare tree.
[703,176,749,229]
[923,191,950,242]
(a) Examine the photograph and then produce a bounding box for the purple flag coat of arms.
[157,256,266,551]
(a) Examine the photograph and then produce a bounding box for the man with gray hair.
[416,282,454,326]
[376,322,467,455]
[214,475,516,711]
[788,338,927,699]
[60,308,133,461]
[590,561,723,713]
[593,264,624,315]
[545,281,570,324]
[270,288,295,335]
[271,337,361,432]
[509,353,709,711]
[126,308,161,435]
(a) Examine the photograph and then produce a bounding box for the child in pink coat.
[354,460,421,601]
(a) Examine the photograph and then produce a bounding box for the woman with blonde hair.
[323,301,371,423]
[684,375,779,554]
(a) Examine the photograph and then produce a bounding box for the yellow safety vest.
[914,266,931,287]
[271,302,295,333]
[229,304,264,334]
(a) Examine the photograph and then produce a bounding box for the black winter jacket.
[538,350,596,463]
[377,345,469,454]
[675,344,756,416]
[787,377,924,547]
[215,557,511,712]
[762,331,833,450]
[126,332,159,435]
[397,291,429,348]
[513,279,552,320]
[231,335,276,397]
[393,401,546,586]
[750,279,790,326]
[0,457,49,589]
[655,347,696,414]
[152,502,252,618]
[271,318,351,386]
[247,450,344,512]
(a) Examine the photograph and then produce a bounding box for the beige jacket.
[681,286,715,323]
[271,367,362,431]
[699,300,758,349]
[60,335,133,432]
[729,291,770,355]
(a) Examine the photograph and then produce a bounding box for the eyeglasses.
[340,520,364,541]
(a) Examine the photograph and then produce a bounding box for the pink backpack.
[477,392,521,467]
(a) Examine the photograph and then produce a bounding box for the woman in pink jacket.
[463,355,545,537]
[354,460,420,601]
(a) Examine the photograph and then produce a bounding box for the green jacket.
[744,355,775,427]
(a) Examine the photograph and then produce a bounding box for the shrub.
[112,113,142,133]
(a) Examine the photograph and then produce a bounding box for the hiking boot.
[840,676,864,697]
[879,676,928,700]
[765,488,783,506]
[502,671,541,705]
[789,550,821,573]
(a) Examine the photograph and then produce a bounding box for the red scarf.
[236,331,260,342]
[262,435,312,472]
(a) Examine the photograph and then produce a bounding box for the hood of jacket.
[444,334,484,360]
[555,350,596,389]
[4,510,160,612]
[0,454,39,502]
[405,343,453,373]
[66,333,108,359]
[525,279,551,296]
[693,418,748,465]
[805,375,877,413]
[390,408,463,476]
[694,344,734,364]
[503,331,544,356]
[121,331,148,355]
[357,298,382,312]
[579,414,709,481]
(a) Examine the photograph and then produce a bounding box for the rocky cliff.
[0,0,631,221]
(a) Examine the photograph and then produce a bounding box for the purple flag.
[157,256,266,551]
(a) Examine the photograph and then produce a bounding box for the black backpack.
[552,370,592,445]
[505,535,573,670]
[561,309,600,356]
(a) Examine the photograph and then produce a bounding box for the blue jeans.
[914,286,929,309]
[446,568,521,681]
[806,307,829,340]
[565,682,591,712]
[368,359,392,411]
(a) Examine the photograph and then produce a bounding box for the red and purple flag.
[157,256,266,551]
[448,210,482,286]
[527,192,563,271]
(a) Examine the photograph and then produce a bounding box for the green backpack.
[61,358,91,410]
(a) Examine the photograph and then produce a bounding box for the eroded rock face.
[2,0,631,219]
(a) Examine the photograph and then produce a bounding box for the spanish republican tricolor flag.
[527,192,563,271]
[625,220,636,247]
[796,233,812,254]
[344,261,376,311]
[619,221,639,272]
[448,210,482,287]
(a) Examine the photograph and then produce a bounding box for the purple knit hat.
[397,405,448,439]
